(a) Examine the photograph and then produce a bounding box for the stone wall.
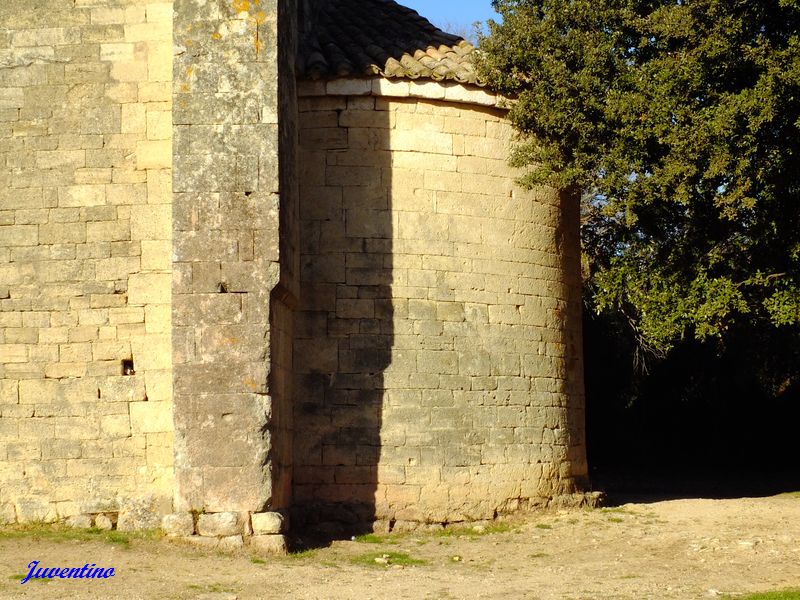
[269,0,300,512]
[0,1,588,537]
[172,0,281,515]
[0,0,174,524]
[293,87,588,530]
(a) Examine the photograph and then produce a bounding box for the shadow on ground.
[591,466,800,506]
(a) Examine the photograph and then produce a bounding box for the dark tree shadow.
[584,310,800,506]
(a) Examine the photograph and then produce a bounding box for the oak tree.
[478,0,800,356]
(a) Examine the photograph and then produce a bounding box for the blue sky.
[400,0,500,37]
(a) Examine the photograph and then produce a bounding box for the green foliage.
[432,523,514,537]
[478,0,800,356]
[286,547,319,560]
[724,591,800,600]
[8,574,49,583]
[353,532,397,544]
[0,523,157,548]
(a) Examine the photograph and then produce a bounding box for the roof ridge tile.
[298,0,481,86]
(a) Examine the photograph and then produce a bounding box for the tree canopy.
[478,0,800,357]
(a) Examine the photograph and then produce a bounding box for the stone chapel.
[0,0,589,550]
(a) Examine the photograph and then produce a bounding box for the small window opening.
[121,359,135,376]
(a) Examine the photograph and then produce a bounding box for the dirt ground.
[1,494,799,600]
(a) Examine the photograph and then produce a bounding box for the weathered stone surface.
[250,534,288,555]
[196,512,241,537]
[251,512,284,535]
[162,513,194,537]
[15,498,56,522]
[80,498,120,514]
[292,92,587,526]
[218,535,245,551]
[0,0,588,535]
[0,503,16,524]
[181,535,219,550]
[94,515,114,531]
[118,497,162,531]
[0,0,175,525]
[171,0,283,516]
[65,514,93,529]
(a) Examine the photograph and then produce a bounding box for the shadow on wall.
[291,94,392,536]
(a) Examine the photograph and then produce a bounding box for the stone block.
[66,514,93,529]
[106,182,147,204]
[12,27,80,47]
[80,105,122,135]
[128,272,171,304]
[100,414,131,437]
[146,3,173,24]
[95,514,114,530]
[36,149,85,170]
[139,81,170,102]
[121,103,146,133]
[251,512,284,535]
[146,109,171,140]
[443,84,497,106]
[372,78,410,97]
[171,294,242,326]
[118,495,166,531]
[392,151,456,172]
[218,535,244,551]
[0,380,18,404]
[18,378,59,403]
[406,82,451,103]
[250,534,287,555]
[391,130,452,154]
[326,79,371,96]
[144,370,172,403]
[144,304,171,333]
[53,416,97,440]
[130,204,170,240]
[0,344,27,363]
[42,439,81,460]
[87,221,130,243]
[0,225,37,246]
[0,87,24,109]
[58,185,106,207]
[181,535,219,549]
[109,307,145,325]
[416,350,459,375]
[100,42,135,62]
[130,401,172,434]
[196,512,241,537]
[336,299,374,319]
[136,139,171,170]
[0,503,16,525]
[16,498,57,523]
[173,231,239,262]
[161,512,194,536]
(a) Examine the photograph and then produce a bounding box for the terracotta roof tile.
[298,0,479,85]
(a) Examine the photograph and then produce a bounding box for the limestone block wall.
[294,85,588,529]
[172,0,282,514]
[269,0,300,512]
[0,0,174,523]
